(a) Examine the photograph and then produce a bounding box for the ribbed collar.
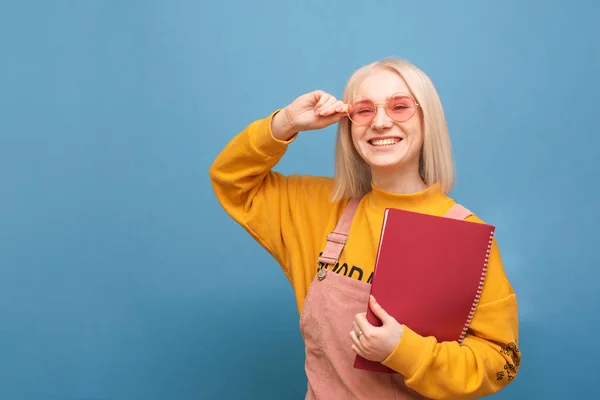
[365,182,449,214]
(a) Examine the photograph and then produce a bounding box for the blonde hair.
[331,58,455,201]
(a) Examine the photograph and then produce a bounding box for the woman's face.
[350,69,423,175]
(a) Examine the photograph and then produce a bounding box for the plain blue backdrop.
[1,0,598,399]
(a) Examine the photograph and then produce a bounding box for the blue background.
[1,0,598,399]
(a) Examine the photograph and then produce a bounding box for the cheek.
[414,116,425,145]
[350,126,363,148]
[405,121,424,146]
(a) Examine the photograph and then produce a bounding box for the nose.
[371,104,393,131]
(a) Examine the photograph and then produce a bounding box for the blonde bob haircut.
[331,58,455,202]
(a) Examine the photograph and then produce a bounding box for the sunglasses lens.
[348,97,375,125]
[387,94,416,121]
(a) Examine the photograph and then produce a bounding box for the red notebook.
[353,207,495,373]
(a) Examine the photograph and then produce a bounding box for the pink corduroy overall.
[299,198,473,399]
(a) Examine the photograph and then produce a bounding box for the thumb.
[317,111,346,126]
[369,295,395,325]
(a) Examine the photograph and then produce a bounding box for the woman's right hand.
[271,90,348,141]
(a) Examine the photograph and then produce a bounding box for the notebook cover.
[353,207,495,373]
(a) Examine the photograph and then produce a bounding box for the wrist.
[271,107,297,141]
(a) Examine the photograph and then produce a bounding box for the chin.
[359,144,410,169]
[366,159,406,171]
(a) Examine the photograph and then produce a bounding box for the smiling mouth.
[369,138,402,146]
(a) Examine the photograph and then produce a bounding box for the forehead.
[354,69,411,100]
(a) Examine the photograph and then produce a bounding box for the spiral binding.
[458,230,494,344]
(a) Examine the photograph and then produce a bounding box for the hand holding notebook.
[352,294,406,364]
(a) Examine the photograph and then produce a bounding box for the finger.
[336,101,349,113]
[315,111,346,127]
[320,100,345,116]
[317,97,339,115]
[353,321,362,337]
[313,91,330,110]
[351,343,364,357]
[354,312,372,337]
[349,330,366,352]
[369,295,395,325]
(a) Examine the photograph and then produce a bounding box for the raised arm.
[209,91,348,275]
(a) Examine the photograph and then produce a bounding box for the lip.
[367,136,403,143]
[367,137,403,150]
[367,136,404,152]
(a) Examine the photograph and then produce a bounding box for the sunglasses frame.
[346,92,420,126]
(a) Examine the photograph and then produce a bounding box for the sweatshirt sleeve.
[208,111,298,272]
[381,234,521,400]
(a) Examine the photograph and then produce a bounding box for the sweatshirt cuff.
[381,325,435,378]
[249,109,297,157]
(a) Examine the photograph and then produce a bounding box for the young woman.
[209,58,521,399]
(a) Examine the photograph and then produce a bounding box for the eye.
[357,108,375,114]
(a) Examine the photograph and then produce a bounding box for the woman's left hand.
[350,295,404,362]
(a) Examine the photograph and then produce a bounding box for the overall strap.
[444,203,473,220]
[317,198,361,265]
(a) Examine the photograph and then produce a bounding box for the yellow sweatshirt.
[209,111,521,399]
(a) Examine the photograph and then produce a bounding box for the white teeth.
[370,138,400,146]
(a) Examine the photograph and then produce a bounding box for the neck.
[371,165,426,194]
